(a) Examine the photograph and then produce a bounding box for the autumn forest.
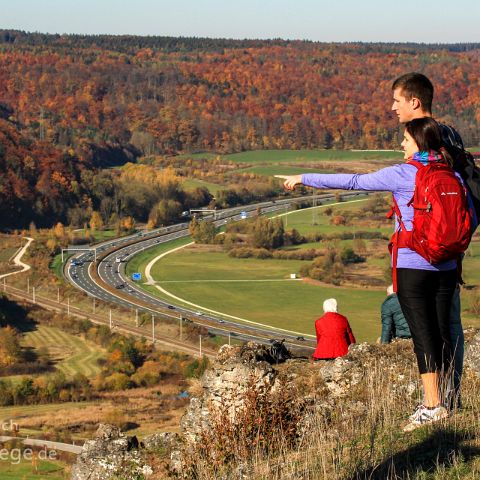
[0,30,479,229]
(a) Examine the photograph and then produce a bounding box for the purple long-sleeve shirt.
[302,163,457,271]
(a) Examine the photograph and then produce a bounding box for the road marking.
[153,279,302,283]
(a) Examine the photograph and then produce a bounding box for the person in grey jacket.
[381,285,411,344]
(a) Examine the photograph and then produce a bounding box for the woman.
[276,117,464,431]
[313,298,356,360]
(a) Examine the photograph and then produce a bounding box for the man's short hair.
[392,72,434,114]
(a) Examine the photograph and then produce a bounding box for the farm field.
[181,178,224,195]
[172,149,405,197]
[128,199,387,341]
[0,384,190,440]
[233,165,334,176]
[0,247,19,263]
[150,254,384,341]
[0,236,23,274]
[178,149,400,164]
[278,196,390,235]
[18,325,105,379]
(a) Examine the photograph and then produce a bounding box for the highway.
[64,193,368,351]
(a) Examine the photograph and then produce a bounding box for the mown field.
[178,149,401,164]
[126,199,386,341]
[0,248,19,263]
[20,325,105,378]
[0,236,23,273]
[173,149,404,197]
[181,178,224,195]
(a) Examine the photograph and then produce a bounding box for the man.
[380,284,411,344]
[391,72,464,409]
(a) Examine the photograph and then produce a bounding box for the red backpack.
[387,159,472,291]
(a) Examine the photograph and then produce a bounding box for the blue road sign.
[132,273,142,281]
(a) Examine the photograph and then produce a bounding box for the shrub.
[184,356,210,379]
[104,372,132,391]
[341,248,365,264]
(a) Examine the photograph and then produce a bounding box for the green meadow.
[148,249,384,342]
[128,200,388,342]
[178,149,400,164]
[181,178,224,195]
[234,165,335,176]
[0,247,19,263]
[278,196,390,235]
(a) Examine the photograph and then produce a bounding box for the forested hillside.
[1,31,479,229]
[1,30,479,157]
[0,115,214,229]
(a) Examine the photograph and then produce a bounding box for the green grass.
[125,200,389,342]
[125,201,480,343]
[181,178,225,195]
[49,253,71,280]
[20,325,105,378]
[176,149,400,164]
[279,197,392,235]
[125,235,193,278]
[0,401,97,419]
[70,228,119,243]
[89,229,118,242]
[233,165,335,177]
[175,152,218,161]
[0,458,67,479]
[147,248,383,342]
[459,236,480,328]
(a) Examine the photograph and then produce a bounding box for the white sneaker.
[403,405,448,432]
[408,403,426,422]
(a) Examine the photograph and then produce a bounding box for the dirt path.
[0,237,34,280]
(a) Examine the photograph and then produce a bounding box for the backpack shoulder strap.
[407,159,423,170]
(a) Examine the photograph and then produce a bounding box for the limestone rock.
[142,431,180,451]
[180,342,277,444]
[71,424,152,480]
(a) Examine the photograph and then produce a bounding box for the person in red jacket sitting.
[312,298,356,360]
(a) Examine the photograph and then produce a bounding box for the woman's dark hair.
[404,117,453,164]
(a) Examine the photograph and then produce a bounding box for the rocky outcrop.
[171,340,419,476]
[70,331,480,479]
[181,343,277,443]
[71,424,153,480]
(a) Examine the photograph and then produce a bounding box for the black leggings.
[396,268,457,375]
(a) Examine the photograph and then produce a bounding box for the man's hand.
[274,174,303,191]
